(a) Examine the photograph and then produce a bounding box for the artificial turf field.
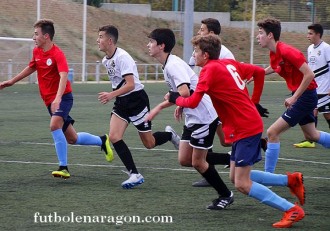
[0,82,329,231]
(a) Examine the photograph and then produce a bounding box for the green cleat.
[52,167,70,179]
[293,140,315,148]
[101,134,114,162]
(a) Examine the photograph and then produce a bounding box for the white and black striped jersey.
[163,54,218,127]
[307,41,330,94]
[102,47,143,96]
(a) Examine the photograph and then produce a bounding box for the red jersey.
[29,44,71,106]
[176,59,265,143]
[270,42,317,92]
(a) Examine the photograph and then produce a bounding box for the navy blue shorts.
[281,89,318,127]
[111,90,152,132]
[47,93,75,132]
[230,133,262,167]
[181,118,218,150]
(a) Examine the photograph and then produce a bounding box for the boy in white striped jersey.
[294,24,330,148]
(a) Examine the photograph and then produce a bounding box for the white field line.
[0,141,329,180]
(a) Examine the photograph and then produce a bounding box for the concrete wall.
[101,3,329,34]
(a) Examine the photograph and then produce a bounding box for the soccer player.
[293,23,330,148]
[190,18,268,187]
[188,17,235,70]
[168,34,306,228]
[256,18,330,173]
[146,28,234,210]
[0,19,113,179]
[96,25,180,189]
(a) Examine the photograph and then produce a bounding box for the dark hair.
[98,25,119,44]
[34,19,55,40]
[308,23,323,38]
[257,18,281,41]
[201,18,221,35]
[191,34,221,60]
[148,28,176,53]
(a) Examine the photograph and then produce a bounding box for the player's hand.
[255,103,269,117]
[0,80,13,90]
[168,91,181,104]
[174,106,183,122]
[98,92,113,104]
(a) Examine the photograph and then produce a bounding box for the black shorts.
[317,94,330,114]
[111,90,152,132]
[181,118,218,150]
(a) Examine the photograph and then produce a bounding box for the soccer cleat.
[101,134,114,162]
[52,167,70,179]
[192,178,211,187]
[272,204,305,228]
[293,140,315,148]
[287,172,305,205]
[121,172,144,189]
[165,125,180,150]
[207,191,234,210]
[261,137,268,152]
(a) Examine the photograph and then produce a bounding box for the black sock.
[315,116,318,127]
[113,140,138,174]
[206,151,230,165]
[201,165,231,197]
[153,131,172,146]
[59,166,68,171]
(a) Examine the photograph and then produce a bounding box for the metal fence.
[0,61,164,83]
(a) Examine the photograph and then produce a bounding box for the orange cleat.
[273,204,305,228]
[287,172,305,205]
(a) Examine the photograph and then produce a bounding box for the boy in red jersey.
[0,19,113,179]
[168,34,306,228]
[256,18,330,173]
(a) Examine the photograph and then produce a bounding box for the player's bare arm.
[285,63,315,108]
[0,66,35,90]
[51,71,68,114]
[264,66,274,75]
[98,74,134,104]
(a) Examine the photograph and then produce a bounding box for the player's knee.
[66,137,76,145]
[108,133,120,143]
[234,184,249,195]
[143,142,155,149]
[178,157,192,167]
[266,127,278,141]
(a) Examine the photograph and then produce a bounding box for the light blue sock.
[251,170,287,186]
[76,132,102,146]
[51,129,67,166]
[248,182,294,211]
[264,142,280,173]
[318,131,330,148]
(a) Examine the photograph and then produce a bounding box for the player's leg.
[264,117,290,173]
[234,134,304,228]
[324,112,330,129]
[110,113,144,189]
[192,148,233,210]
[138,129,174,149]
[250,170,305,205]
[192,120,231,187]
[300,123,330,148]
[48,94,72,179]
[50,115,69,178]
[64,123,113,162]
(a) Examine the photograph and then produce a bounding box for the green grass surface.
[0,82,329,231]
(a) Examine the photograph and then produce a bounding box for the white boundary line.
[1,141,329,180]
